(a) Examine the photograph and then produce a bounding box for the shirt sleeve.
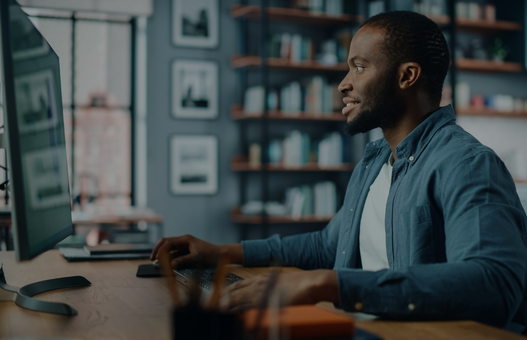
[336,151,527,330]
[242,205,343,270]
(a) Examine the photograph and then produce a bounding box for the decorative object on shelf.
[455,2,468,19]
[241,201,287,216]
[467,2,481,21]
[268,30,352,65]
[291,0,344,15]
[172,0,219,48]
[249,143,261,167]
[243,77,341,117]
[258,130,344,169]
[285,181,337,219]
[440,83,452,107]
[484,4,495,22]
[413,0,444,16]
[170,135,218,195]
[470,95,485,109]
[488,38,509,63]
[469,38,488,60]
[455,82,470,109]
[171,59,218,119]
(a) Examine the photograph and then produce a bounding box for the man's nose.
[338,73,353,94]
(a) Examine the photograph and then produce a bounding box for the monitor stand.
[0,264,91,315]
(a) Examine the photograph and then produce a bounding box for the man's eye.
[356,66,364,72]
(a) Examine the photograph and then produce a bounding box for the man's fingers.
[150,235,192,261]
[226,276,254,293]
[150,238,168,260]
[171,254,195,269]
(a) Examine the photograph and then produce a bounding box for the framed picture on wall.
[170,135,218,195]
[171,59,218,119]
[172,0,219,48]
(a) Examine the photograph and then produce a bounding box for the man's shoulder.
[431,123,498,163]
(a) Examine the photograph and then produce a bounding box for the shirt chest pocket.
[406,205,435,265]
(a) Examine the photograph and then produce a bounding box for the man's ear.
[397,62,421,90]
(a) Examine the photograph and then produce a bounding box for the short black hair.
[361,11,450,105]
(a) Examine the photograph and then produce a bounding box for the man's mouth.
[342,101,360,116]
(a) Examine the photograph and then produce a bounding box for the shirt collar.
[365,105,457,163]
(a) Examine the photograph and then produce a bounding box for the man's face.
[338,26,406,136]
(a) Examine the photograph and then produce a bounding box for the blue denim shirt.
[242,105,527,332]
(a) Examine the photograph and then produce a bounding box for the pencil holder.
[173,306,244,340]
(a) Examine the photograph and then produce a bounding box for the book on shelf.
[291,0,344,15]
[243,77,342,116]
[267,130,345,167]
[268,30,351,65]
[244,85,265,114]
[318,132,342,167]
[285,181,337,219]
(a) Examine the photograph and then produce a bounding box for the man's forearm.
[220,243,244,265]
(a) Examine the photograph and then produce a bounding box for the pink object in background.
[471,95,485,109]
[484,5,495,22]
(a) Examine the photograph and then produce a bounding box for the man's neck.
[382,104,439,161]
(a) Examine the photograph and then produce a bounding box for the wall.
[146,0,240,244]
[146,0,368,244]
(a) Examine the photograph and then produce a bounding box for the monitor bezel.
[0,0,73,261]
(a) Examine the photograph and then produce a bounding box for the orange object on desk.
[244,305,355,339]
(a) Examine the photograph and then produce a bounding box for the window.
[16,8,135,210]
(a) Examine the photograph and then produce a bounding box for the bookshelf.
[457,107,527,118]
[426,1,526,118]
[231,105,346,121]
[231,5,364,25]
[428,15,522,33]
[231,55,348,72]
[231,1,359,239]
[456,59,523,73]
[230,155,354,172]
[230,207,333,225]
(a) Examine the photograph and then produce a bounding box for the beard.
[343,67,406,136]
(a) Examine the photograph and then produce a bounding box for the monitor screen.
[1,0,72,260]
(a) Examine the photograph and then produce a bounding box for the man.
[151,11,527,332]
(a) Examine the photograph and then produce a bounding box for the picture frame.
[170,135,218,195]
[172,0,219,49]
[171,59,218,119]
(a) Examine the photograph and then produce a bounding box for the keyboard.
[175,268,243,291]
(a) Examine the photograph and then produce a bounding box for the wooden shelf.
[428,15,522,33]
[456,18,522,33]
[231,207,333,224]
[231,155,353,172]
[232,55,348,72]
[428,14,450,25]
[231,5,364,25]
[457,107,527,118]
[231,105,346,122]
[456,58,523,72]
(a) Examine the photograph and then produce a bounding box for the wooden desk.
[0,250,524,340]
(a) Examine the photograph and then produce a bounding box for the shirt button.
[372,143,375,145]
[365,165,368,168]
[409,156,415,162]
[350,209,353,212]
[408,303,415,311]
[342,251,345,254]
[355,302,363,311]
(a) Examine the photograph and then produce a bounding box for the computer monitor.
[0,0,90,315]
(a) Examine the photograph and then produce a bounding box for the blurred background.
[0,0,526,250]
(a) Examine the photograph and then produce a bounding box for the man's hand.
[222,270,339,311]
[150,235,243,269]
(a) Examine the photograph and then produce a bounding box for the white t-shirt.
[359,154,393,271]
